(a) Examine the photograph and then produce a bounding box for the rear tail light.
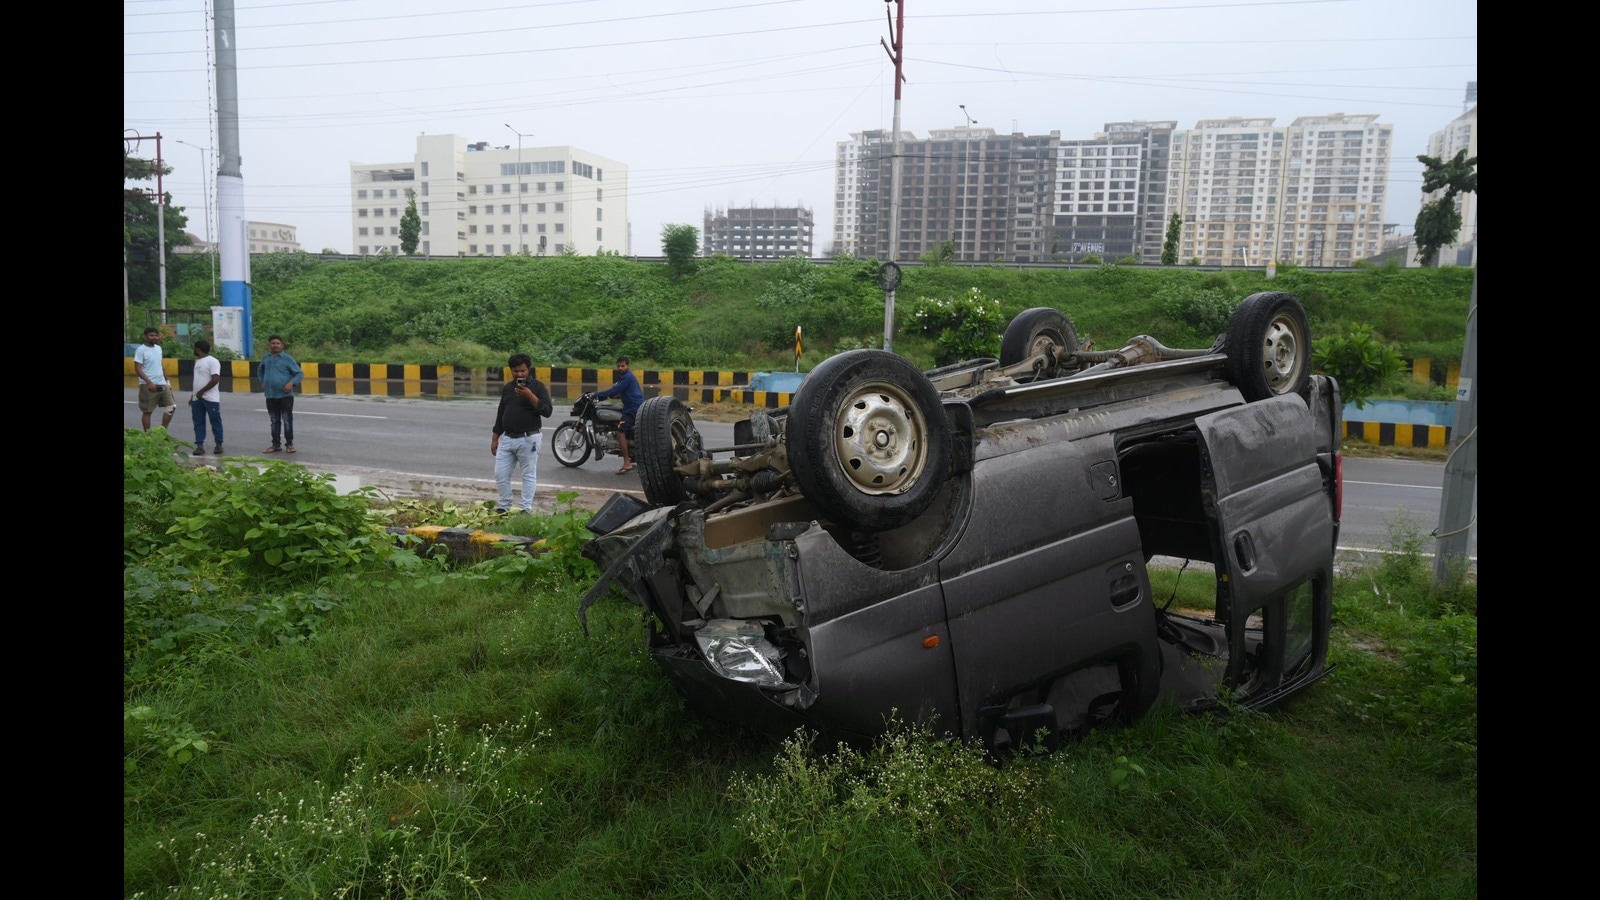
[1333,452,1343,521]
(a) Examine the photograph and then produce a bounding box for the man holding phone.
[490,352,553,514]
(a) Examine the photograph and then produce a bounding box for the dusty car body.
[579,292,1343,753]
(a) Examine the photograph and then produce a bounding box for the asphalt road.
[124,385,1476,562]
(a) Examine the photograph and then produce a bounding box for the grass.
[1339,441,1447,462]
[125,429,1476,897]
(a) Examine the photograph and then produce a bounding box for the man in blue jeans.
[590,355,643,475]
[491,353,554,514]
[188,339,224,456]
[259,334,304,453]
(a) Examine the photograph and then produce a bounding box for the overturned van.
[579,292,1343,754]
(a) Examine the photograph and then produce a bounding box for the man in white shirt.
[189,339,224,456]
[134,327,176,431]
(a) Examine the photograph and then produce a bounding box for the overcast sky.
[124,0,1476,256]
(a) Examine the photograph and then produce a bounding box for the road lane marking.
[1344,479,1441,491]
[126,401,388,420]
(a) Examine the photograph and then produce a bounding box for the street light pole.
[176,139,217,302]
[505,124,529,253]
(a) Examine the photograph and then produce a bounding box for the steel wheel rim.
[833,380,928,495]
[1028,328,1069,361]
[1261,314,1306,392]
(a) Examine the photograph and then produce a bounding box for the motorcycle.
[551,394,629,468]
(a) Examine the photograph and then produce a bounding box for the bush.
[908,287,1006,365]
[1156,280,1237,336]
[124,428,190,565]
[161,460,398,582]
[1313,322,1404,409]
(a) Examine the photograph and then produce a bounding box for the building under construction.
[702,204,814,260]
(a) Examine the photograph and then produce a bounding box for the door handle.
[1232,532,1257,573]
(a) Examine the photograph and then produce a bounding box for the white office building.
[350,134,628,258]
[176,221,300,255]
[248,222,300,254]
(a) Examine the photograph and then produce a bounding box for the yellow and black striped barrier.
[125,358,798,406]
[1342,421,1450,449]
[126,356,1464,445]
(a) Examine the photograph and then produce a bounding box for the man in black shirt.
[491,352,554,514]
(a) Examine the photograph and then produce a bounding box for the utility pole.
[506,125,529,253]
[1433,266,1477,584]
[879,0,907,351]
[124,130,168,321]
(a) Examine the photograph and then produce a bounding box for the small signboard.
[212,306,244,356]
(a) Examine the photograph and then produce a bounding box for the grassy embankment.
[125,427,1476,897]
[142,253,1471,403]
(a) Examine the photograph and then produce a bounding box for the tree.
[1161,213,1182,266]
[399,189,421,256]
[919,240,955,266]
[660,223,699,278]
[1412,149,1478,267]
[124,145,192,306]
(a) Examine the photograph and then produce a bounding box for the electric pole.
[124,130,168,322]
[880,0,906,351]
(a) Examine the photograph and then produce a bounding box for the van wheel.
[637,396,702,506]
[1000,308,1078,381]
[789,350,950,531]
[1224,292,1311,400]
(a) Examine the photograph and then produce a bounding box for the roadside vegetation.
[125,427,1476,897]
[135,253,1470,401]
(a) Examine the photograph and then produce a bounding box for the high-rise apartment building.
[1049,122,1176,264]
[832,130,905,258]
[834,127,1058,263]
[1165,114,1391,267]
[350,134,628,258]
[834,113,1391,267]
[703,205,815,259]
[1420,104,1477,267]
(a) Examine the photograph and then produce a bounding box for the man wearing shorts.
[134,327,176,431]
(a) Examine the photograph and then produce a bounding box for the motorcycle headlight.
[694,620,794,688]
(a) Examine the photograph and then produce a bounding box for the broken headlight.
[694,620,795,688]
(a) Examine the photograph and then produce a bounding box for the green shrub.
[1156,282,1237,336]
[908,287,1006,365]
[124,428,190,564]
[1313,322,1404,409]
[161,460,398,582]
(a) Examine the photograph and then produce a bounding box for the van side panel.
[937,437,1160,737]
[1197,395,1336,691]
